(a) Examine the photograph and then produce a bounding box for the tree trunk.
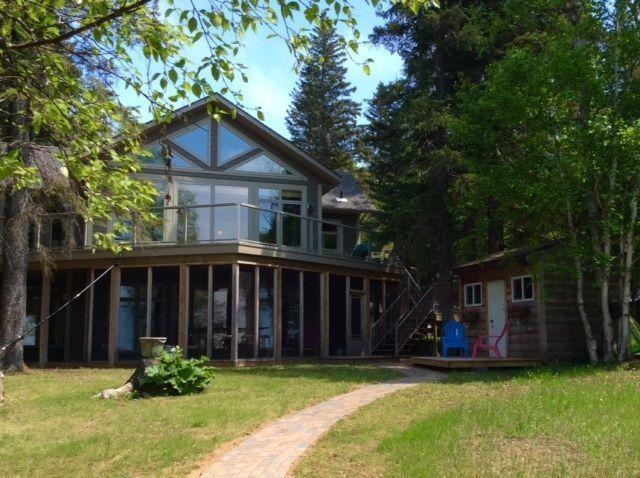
[0,187,31,371]
[566,202,598,363]
[618,184,638,362]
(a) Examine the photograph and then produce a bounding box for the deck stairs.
[371,269,438,356]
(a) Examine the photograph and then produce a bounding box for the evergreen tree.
[286,23,361,171]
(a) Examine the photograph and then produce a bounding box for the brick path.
[192,364,445,478]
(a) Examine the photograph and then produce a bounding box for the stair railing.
[371,289,407,352]
[394,286,435,355]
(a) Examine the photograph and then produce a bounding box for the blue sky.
[117,4,403,138]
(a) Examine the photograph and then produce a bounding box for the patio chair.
[371,242,395,263]
[472,321,510,358]
[351,240,372,259]
[442,321,470,357]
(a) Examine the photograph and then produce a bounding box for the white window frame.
[464,282,483,307]
[511,275,534,302]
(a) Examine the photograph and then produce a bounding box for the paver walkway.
[192,364,445,478]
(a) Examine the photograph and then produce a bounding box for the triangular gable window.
[139,143,199,170]
[219,124,253,164]
[171,122,209,164]
[233,154,293,175]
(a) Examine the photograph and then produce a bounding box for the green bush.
[141,348,214,395]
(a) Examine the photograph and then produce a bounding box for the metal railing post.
[183,207,188,243]
[236,203,241,241]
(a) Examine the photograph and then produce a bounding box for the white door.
[487,280,507,357]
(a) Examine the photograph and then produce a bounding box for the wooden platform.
[412,356,539,369]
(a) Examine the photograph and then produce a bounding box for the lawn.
[0,363,398,478]
[295,365,640,478]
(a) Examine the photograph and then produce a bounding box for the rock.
[96,381,134,399]
[97,357,160,399]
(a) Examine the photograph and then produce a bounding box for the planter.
[139,337,167,359]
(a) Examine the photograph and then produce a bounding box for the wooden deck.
[412,356,539,369]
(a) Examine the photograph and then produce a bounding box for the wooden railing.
[371,289,407,351]
[395,286,435,355]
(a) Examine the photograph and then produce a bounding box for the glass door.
[213,185,249,240]
[177,183,212,242]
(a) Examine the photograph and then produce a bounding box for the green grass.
[295,365,640,478]
[0,363,398,478]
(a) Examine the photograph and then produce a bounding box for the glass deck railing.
[17,203,393,262]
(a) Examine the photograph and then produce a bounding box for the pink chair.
[472,321,510,358]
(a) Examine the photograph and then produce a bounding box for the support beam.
[84,269,94,362]
[253,265,260,359]
[108,267,120,367]
[363,277,372,356]
[145,266,153,337]
[231,263,240,362]
[178,264,189,356]
[274,267,282,359]
[206,265,213,359]
[38,270,51,367]
[320,272,329,358]
[63,270,72,362]
[299,270,304,357]
[345,276,350,355]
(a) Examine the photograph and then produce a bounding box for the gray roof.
[322,171,377,213]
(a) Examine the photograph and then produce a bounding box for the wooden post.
[107,267,120,367]
[206,265,213,359]
[274,267,282,359]
[178,264,189,356]
[145,267,153,337]
[230,263,240,362]
[38,269,51,367]
[299,270,304,357]
[345,276,350,355]
[363,277,372,356]
[320,271,329,358]
[63,270,72,362]
[254,266,260,359]
[84,269,94,362]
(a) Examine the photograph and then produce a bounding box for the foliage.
[142,349,214,395]
[0,0,436,370]
[286,20,361,171]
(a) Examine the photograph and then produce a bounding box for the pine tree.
[286,23,360,171]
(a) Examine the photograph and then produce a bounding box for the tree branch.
[7,0,153,51]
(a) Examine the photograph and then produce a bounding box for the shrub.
[141,348,214,395]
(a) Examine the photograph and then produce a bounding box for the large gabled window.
[170,121,210,164]
[219,123,254,164]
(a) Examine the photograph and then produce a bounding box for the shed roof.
[453,244,556,272]
[321,171,377,214]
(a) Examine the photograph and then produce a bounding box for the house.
[452,246,604,363]
[19,96,419,367]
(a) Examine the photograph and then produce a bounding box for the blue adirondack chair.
[442,321,470,357]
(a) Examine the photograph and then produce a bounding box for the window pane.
[212,266,231,359]
[178,185,211,242]
[513,279,523,300]
[238,266,255,359]
[465,285,473,305]
[282,203,301,247]
[214,185,248,240]
[523,277,533,299]
[474,284,482,304]
[171,152,199,170]
[234,154,291,174]
[282,269,300,357]
[171,122,209,163]
[219,124,253,164]
[282,190,302,201]
[259,202,277,244]
[259,188,280,201]
[188,266,208,358]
